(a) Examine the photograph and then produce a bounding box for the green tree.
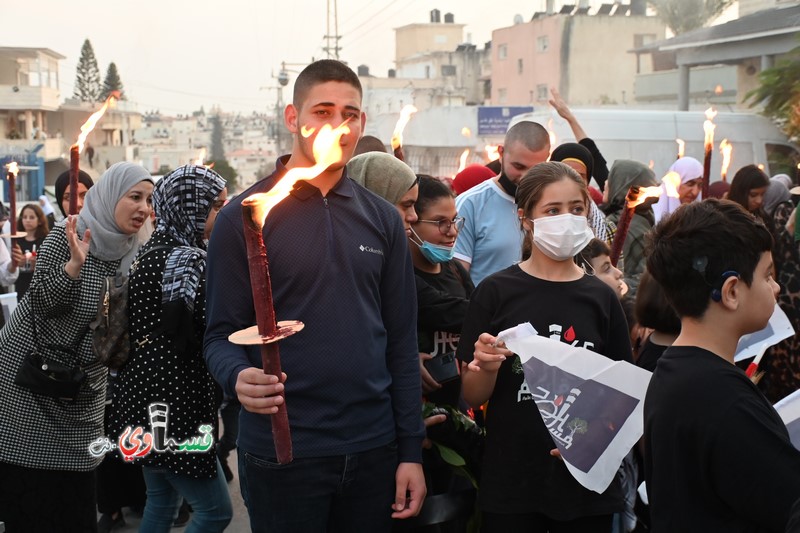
[101,62,126,101]
[73,39,102,103]
[747,42,800,142]
[210,115,225,161]
[648,0,735,34]
[208,159,238,193]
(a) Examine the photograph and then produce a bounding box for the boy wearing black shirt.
[644,199,800,532]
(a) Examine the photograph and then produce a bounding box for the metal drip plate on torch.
[0,232,29,239]
[228,320,304,345]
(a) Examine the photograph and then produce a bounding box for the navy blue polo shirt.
[204,157,424,463]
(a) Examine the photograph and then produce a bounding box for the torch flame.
[627,185,664,209]
[243,122,351,226]
[661,171,681,198]
[194,148,207,166]
[676,138,685,158]
[457,149,470,174]
[75,91,120,152]
[703,107,717,149]
[485,144,500,162]
[6,162,19,178]
[648,160,655,170]
[757,164,765,171]
[391,105,417,151]
[461,127,471,137]
[719,139,733,179]
[547,118,557,152]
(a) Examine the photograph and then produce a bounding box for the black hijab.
[54,169,95,217]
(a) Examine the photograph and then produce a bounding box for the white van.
[509,109,800,182]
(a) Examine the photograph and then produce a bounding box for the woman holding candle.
[458,162,632,532]
[12,203,48,299]
[0,162,154,532]
[110,164,232,533]
[603,160,659,297]
[652,156,704,223]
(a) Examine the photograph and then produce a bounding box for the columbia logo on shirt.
[359,245,384,256]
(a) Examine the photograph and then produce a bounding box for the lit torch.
[70,91,120,214]
[229,122,350,464]
[702,107,717,199]
[547,118,557,154]
[391,104,417,162]
[719,139,732,183]
[457,148,470,174]
[194,148,207,166]
[676,138,685,160]
[609,172,680,267]
[485,144,500,163]
[5,162,19,237]
[461,127,471,138]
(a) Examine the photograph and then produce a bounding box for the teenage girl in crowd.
[13,203,48,300]
[728,164,770,220]
[458,162,632,532]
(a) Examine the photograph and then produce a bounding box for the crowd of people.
[0,59,799,533]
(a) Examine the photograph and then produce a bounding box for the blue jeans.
[239,442,398,533]
[139,459,232,533]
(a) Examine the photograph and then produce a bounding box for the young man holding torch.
[204,60,426,532]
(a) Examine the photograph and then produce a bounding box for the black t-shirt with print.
[416,260,473,407]
[457,264,632,519]
[645,346,800,532]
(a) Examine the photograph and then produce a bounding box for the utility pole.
[323,0,342,59]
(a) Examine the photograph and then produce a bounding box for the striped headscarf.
[152,165,226,311]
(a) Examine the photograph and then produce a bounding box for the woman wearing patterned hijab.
[110,165,232,532]
[0,162,154,532]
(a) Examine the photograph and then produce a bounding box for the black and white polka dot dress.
[110,232,218,479]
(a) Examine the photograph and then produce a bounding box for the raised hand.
[65,215,91,279]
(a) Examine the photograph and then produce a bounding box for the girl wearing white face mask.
[456,162,633,533]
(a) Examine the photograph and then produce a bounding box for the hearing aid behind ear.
[711,271,740,302]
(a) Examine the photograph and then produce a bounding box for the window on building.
[633,34,657,48]
[441,64,457,77]
[435,34,447,44]
[425,65,431,79]
[536,84,548,100]
[537,36,549,53]
[518,59,524,74]
[498,44,507,60]
[498,88,507,104]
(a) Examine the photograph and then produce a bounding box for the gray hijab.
[78,162,153,272]
[347,152,418,205]
[764,176,792,217]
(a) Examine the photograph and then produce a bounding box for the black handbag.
[14,349,86,401]
[13,310,86,401]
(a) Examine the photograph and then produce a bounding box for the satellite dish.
[513,14,524,24]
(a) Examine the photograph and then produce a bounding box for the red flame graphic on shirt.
[555,395,564,407]
[564,326,576,343]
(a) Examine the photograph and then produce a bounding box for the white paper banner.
[734,303,794,363]
[498,323,652,493]
[774,389,800,450]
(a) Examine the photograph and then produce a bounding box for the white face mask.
[530,213,594,261]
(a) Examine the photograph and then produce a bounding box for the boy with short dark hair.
[644,198,800,532]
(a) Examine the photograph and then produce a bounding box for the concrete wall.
[491,17,564,105]
[566,16,665,105]
[395,23,465,62]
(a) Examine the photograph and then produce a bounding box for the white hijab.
[38,195,55,216]
[653,156,703,223]
[78,162,153,272]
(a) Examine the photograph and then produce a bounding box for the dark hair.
[414,175,454,215]
[575,238,610,272]
[516,162,589,261]
[18,203,48,240]
[55,169,94,217]
[635,270,681,334]
[353,135,387,156]
[485,159,501,174]
[505,121,550,153]
[293,59,362,110]
[728,164,770,214]
[646,198,773,318]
